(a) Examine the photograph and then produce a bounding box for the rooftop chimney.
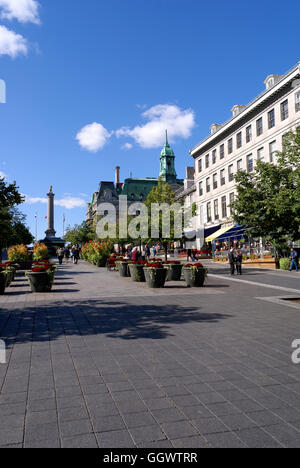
[115,166,120,186]
[231,105,247,117]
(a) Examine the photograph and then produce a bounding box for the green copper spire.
[159,130,177,183]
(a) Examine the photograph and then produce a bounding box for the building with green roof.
[86,132,183,223]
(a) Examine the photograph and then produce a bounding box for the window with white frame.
[269,141,277,163]
[236,132,242,149]
[221,196,227,218]
[220,169,225,186]
[237,159,243,171]
[295,91,300,112]
[280,99,289,121]
[213,173,218,189]
[212,149,217,164]
[228,138,233,154]
[214,199,219,220]
[199,181,203,196]
[198,159,202,172]
[246,125,252,143]
[220,144,225,159]
[256,117,263,136]
[268,109,275,129]
[247,154,254,173]
[228,164,234,182]
[207,202,212,222]
[206,177,211,193]
[257,147,264,162]
[205,154,210,169]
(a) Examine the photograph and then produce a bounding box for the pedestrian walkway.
[0,261,300,448]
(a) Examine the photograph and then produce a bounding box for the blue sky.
[0,0,299,240]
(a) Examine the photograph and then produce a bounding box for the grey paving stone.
[93,415,125,433]
[171,436,209,448]
[25,422,59,443]
[206,402,242,417]
[143,397,174,410]
[27,398,56,413]
[219,414,258,431]
[171,394,201,408]
[234,427,283,448]
[25,438,61,448]
[96,429,135,448]
[129,424,167,444]
[59,418,93,438]
[151,407,186,424]
[122,411,156,428]
[0,427,24,446]
[58,406,89,423]
[26,409,58,426]
[204,432,247,448]
[192,417,230,435]
[181,404,214,419]
[161,420,198,439]
[62,434,98,448]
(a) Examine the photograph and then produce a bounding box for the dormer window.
[264,74,283,90]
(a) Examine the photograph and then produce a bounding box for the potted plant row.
[162,260,182,281]
[128,261,148,282]
[8,244,33,270]
[143,262,167,289]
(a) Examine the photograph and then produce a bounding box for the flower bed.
[8,244,32,270]
[81,241,114,267]
[33,243,50,261]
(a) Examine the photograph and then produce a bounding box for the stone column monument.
[45,186,56,238]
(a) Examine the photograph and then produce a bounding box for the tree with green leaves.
[145,177,183,261]
[64,221,96,244]
[0,177,30,260]
[231,128,300,256]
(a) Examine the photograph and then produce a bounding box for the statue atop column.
[45,185,56,238]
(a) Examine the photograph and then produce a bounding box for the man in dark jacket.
[236,250,243,275]
[228,249,236,275]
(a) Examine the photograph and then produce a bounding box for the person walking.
[152,246,157,259]
[145,244,150,262]
[64,246,70,264]
[290,248,299,272]
[187,248,192,262]
[228,248,236,275]
[57,247,64,265]
[236,250,243,275]
[73,245,80,265]
[131,247,139,262]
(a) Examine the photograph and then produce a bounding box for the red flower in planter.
[145,263,164,269]
[32,267,47,272]
[185,262,204,268]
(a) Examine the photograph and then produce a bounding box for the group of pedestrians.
[56,245,80,265]
[228,248,243,275]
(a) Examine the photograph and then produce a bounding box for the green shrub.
[280,258,290,270]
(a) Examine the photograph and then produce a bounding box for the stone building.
[185,61,300,249]
[86,132,184,225]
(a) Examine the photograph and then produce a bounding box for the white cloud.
[0,0,40,24]
[25,195,86,210]
[0,25,27,57]
[116,104,196,149]
[0,170,7,179]
[121,143,133,150]
[55,197,86,210]
[76,122,112,153]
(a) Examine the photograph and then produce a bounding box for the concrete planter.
[184,268,205,288]
[144,268,167,288]
[26,272,52,293]
[118,262,131,278]
[128,264,145,282]
[164,264,182,281]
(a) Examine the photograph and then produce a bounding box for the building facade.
[86,133,184,225]
[190,62,300,249]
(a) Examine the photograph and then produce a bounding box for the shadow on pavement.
[1,299,232,344]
